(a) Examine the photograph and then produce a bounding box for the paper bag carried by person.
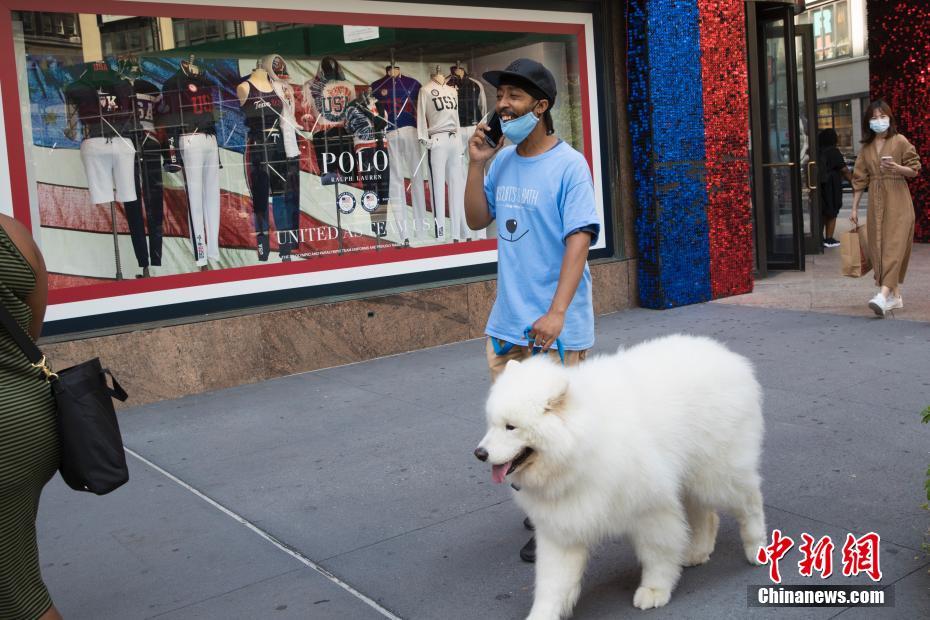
[840,224,871,277]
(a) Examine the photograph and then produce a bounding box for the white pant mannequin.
[385,126,428,241]
[427,131,467,241]
[80,136,137,204]
[179,133,221,266]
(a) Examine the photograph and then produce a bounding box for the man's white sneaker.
[886,295,903,311]
[868,294,886,317]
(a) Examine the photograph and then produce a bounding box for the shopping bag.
[840,224,871,277]
[53,358,129,494]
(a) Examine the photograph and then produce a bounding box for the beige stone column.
[78,14,103,61]
[158,17,175,50]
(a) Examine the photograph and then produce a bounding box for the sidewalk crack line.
[126,448,403,620]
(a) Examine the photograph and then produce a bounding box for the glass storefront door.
[795,24,822,253]
[748,2,813,273]
[762,14,803,269]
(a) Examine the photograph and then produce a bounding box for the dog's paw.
[745,542,766,565]
[633,586,671,610]
[526,608,560,620]
[683,550,711,567]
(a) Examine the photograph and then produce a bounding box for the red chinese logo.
[757,529,795,584]
[841,532,882,582]
[759,529,882,583]
[798,533,834,579]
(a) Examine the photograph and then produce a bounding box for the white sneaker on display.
[885,295,903,311]
[868,293,887,317]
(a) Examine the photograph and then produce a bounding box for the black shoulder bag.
[0,304,129,495]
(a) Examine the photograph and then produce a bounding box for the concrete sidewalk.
[716,200,930,322]
[37,304,930,619]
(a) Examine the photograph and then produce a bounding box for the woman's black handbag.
[0,304,129,495]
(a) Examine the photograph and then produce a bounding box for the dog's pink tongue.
[492,463,510,484]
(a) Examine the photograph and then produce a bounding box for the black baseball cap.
[483,58,557,105]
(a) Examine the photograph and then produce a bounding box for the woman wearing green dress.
[0,213,61,620]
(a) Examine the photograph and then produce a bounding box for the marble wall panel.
[43,259,635,407]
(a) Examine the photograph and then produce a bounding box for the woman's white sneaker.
[868,294,887,317]
[885,295,903,311]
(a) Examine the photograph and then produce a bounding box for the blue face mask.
[869,117,890,134]
[501,107,541,144]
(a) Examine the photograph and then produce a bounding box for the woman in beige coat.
[851,100,921,317]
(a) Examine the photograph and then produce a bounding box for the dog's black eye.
[506,424,516,431]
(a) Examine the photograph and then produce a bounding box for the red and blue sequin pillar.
[628,0,713,309]
[868,1,930,241]
[698,0,754,297]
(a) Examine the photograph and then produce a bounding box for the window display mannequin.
[238,54,300,262]
[446,62,487,240]
[345,87,391,239]
[264,54,303,260]
[370,63,427,244]
[160,56,221,270]
[417,64,465,241]
[302,56,354,182]
[64,60,137,279]
[445,62,487,135]
[118,55,165,277]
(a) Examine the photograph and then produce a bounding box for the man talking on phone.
[464,59,600,563]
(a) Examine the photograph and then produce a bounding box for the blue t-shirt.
[484,141,600,350]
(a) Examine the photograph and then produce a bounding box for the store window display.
[10,9,594,307]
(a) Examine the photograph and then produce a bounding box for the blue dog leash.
[491,326,565,365]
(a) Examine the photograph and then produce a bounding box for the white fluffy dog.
[474,335,766,619]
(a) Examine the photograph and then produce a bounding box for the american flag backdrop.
[23,54,447,288]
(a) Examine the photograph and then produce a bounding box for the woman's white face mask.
[869,116,890,134]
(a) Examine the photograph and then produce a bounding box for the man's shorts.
[80,136,137,205]
[485,338,587,383]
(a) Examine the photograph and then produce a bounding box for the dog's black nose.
[474,447,488,462]
[506,219,518,234]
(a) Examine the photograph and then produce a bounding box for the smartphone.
[484,112,503,148]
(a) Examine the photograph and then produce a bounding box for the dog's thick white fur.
[476,335,766,619]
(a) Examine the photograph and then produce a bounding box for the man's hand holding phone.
[468,113,504,165]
